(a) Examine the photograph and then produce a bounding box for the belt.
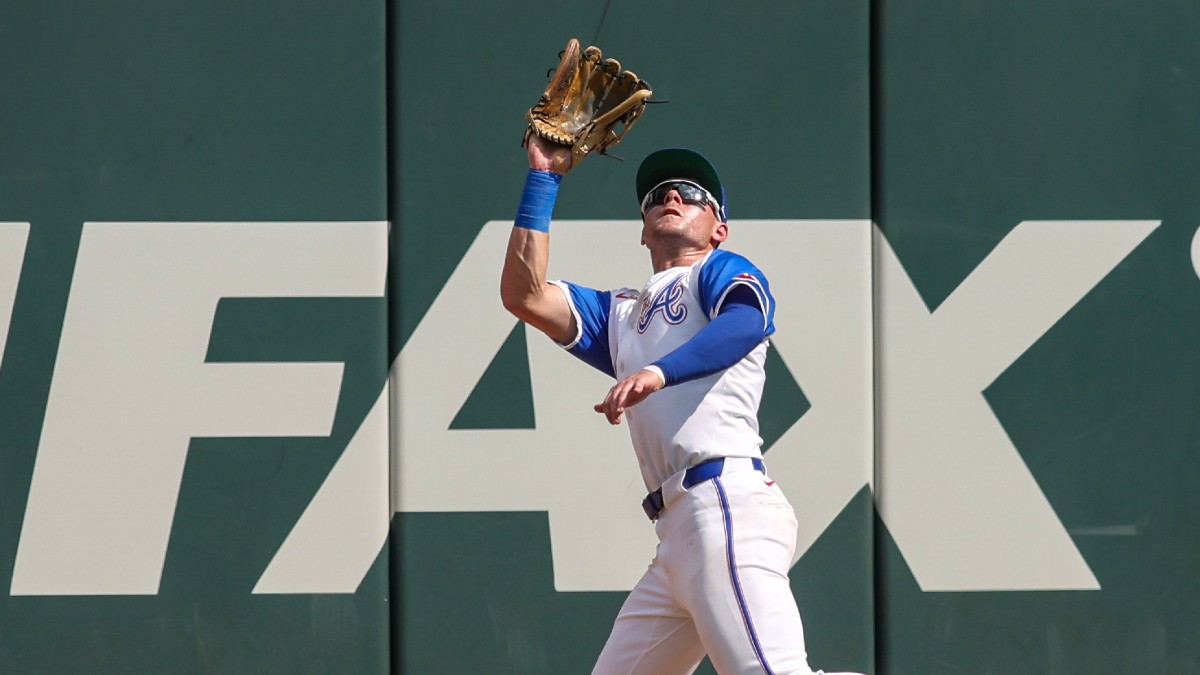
[641,457,766,521]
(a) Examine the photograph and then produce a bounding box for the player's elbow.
[500,290,524,319]
[499,283,538,323]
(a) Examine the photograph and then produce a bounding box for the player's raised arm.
[500,134,576,344]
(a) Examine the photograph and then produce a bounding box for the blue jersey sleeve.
[551,281,615,378]
[696,249,776,336]
[650,287,765,386]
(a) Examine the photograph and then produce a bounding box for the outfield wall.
[1,1,1197,673]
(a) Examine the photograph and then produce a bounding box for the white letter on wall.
[12,222,387,596]
[875,220,1158,591]
[0,223,29,372]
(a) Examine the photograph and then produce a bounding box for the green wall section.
[391,1,871,673]
[2,0,1199,673]
[0,1,389,672]
[875,1,1200,672]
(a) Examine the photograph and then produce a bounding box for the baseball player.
[501,134,860,675]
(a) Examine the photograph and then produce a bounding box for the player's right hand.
[593,369,665,425]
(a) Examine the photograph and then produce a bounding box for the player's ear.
[711,221,729,246]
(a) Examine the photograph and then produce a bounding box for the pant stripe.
[713,477,774,675]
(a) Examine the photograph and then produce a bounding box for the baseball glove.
[525,38,653,171]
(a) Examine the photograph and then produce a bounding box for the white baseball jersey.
[551,248,776,491]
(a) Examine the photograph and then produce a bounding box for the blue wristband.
[514,169,562,232]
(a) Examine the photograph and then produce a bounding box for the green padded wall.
[874,1,1200,672]
[391,2,872,673]
[0,1,390,672]
[3,1,1199,673]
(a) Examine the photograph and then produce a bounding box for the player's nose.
[664,189,684,205]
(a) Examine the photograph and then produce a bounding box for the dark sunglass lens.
[675,184,705,203]
[644,182,713,211]
[649,184,672,207]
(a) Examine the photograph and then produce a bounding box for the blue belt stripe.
[713,476,774,675]
[643,457,766,521]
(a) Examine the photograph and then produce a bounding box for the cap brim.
[636,149,725,217]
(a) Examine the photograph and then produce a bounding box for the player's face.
[640,181,728,250]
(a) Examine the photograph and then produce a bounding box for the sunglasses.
[640,180,721,215]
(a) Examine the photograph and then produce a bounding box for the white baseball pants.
[592,458,860,675]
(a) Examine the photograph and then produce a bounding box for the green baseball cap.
[635,148,727,222]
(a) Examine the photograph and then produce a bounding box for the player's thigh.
[685,473,817,674]
[691,562,814,675]
[592,611,705,675]
[592,561,705,675]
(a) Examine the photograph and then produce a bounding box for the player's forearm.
[501,168,560,312]
[650,295,765,386]
[501,225,553,319]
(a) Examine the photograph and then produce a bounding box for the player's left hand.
[594,369,665,425]
[526,132,573,175]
